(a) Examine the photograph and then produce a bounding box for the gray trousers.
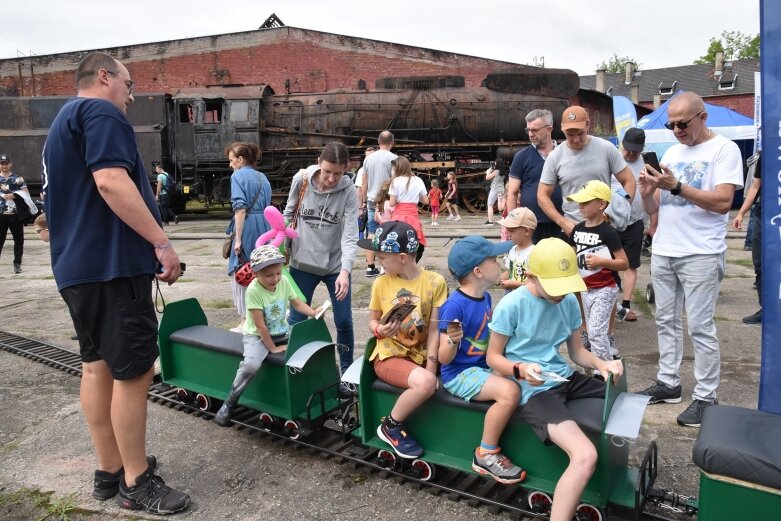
[230,335,270,390]
[582,285,620,361]
[652,252,725,401]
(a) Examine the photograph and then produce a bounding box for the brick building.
[579,53,759,118]
[0,25,546,98]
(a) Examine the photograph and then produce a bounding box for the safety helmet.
[234,261,254,287]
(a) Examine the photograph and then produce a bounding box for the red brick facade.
[0,27,538,97]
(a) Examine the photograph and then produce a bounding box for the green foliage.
[694,30,760,63]
[596,53,642,74]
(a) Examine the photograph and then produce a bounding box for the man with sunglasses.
[537,106,636,238]
[42,52,190,514]
[507,109,564,243]
[637,91,743,428]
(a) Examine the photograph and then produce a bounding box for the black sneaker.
[13,263,21,274]
[639,381,682,404]
[742,309,762,324]
[365,267,381,278]
[173,216,179,224]
[93,455,157,500]
[677,398,717,427]
[118,466,190,515]
[337,381,357,399]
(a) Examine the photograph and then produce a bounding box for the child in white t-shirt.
[498,207,537,291]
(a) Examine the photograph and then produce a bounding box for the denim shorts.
[366,201,379,234]
[443,366,492,402]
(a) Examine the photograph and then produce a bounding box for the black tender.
[693,404,781,489]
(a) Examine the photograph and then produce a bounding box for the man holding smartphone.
[637,91,743,428]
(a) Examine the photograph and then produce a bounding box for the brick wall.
[0,27,536,97]
[638,93,754,118]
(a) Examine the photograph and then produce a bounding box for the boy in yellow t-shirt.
[358,221,447,459]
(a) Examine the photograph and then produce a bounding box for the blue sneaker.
[377,422,423,459]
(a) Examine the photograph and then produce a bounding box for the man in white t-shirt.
[637,91,743,428]
[538,106,636,237]
[359,132,396,277]
[355,146,376,239]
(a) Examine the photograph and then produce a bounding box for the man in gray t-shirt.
[538,105,636,237]
[359,130,397,276]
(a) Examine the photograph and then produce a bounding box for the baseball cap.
[561,106,589,131]
[497,207,538,229]
[448,236,513,280]
[566,180,612,203]
[527,238,586,296]
[622,127,645,152]
[358,220,420,254]
[250,245,285,272]
[151,161,161,167]
[0,154,11,163]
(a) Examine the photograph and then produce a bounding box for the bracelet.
[512,363,525,381]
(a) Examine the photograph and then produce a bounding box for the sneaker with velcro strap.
[472,448,526,484]
[117,465,190,515]
[93,455,158,500]
[377,422,423,459]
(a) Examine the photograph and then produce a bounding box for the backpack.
[163,173,176,193]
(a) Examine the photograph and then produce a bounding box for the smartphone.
[155,262,187,274]
[642,152,661,174]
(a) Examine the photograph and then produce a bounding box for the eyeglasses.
[664,111,703,131]
[105,70,135,93]
[525,125,551,134]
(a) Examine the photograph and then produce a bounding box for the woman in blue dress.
[226,142,271,331]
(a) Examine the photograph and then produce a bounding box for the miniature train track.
[1,331,681,521]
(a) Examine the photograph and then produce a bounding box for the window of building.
[658,80,678,96]
[204,101,223,124]
[718,73,738,91]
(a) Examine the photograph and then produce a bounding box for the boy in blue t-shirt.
[486,238,623,521]
[214,245,326,426]
[439,236,525,484]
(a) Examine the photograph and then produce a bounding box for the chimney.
[624,62,635,84]
[714,51,724,76]
[630,84,639,104]
[595,68,606,93]
[653,94,661,108]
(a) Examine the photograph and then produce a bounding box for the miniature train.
[158,297,781,521]
[0,70,580,213]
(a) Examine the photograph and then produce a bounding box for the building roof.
[580,59,759,102]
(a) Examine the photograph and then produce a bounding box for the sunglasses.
[664,111,703,131]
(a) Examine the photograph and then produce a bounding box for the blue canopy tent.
[636,91,756,159]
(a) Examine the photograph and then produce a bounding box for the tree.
[694,30,760,63]
[596,54,642,74]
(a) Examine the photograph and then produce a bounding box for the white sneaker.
[230,326,243,333]
[454,216,462,221]
[446,216,454,221]
[432,222,439,226]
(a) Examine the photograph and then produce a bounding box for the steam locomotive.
[0,70,580,213]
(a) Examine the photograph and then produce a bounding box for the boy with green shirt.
[214,245,325,426]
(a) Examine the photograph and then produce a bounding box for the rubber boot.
[213,373,252,427]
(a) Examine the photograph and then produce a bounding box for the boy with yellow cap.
[486,238,623,521]
[565,180,628,366]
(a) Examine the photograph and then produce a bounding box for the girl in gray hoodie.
[284,142,359,373]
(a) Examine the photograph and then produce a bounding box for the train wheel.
[195,393,212,412]
[461,188,487,214]
[646,283,655,304]
[411,459,435,482]
[377,449,397,469]
[575,503,604,521]
[258,412,274,430]
[174,388,191,403]
[284,419,301,440]
[527,490,553,514]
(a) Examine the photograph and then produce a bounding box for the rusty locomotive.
[0,69,579,213]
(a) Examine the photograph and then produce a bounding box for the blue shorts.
[367,201,379,235]
[443,366,492,402]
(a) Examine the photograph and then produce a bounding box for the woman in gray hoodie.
[284,142,359,373]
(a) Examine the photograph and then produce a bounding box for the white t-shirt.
[363,149,397,199]
[611,155,646,224]
[540,136,627,222]
[389,175,427,204]
[354,167,365,188]
[654,134,743,256]
[504,244,534,282]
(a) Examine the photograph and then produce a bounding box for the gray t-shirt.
[540,136,627,222]
[363,149,397,199]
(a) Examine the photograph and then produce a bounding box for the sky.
[1,0,760,75]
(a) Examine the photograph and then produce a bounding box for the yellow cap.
[566,180,612,203]
[526,238,586,296]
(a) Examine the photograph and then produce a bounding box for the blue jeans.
[651,253,724,401]
[288,267,354,373]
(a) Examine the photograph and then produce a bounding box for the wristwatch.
[670,180,683,196]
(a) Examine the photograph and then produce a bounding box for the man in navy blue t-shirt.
[42,52,189,514]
